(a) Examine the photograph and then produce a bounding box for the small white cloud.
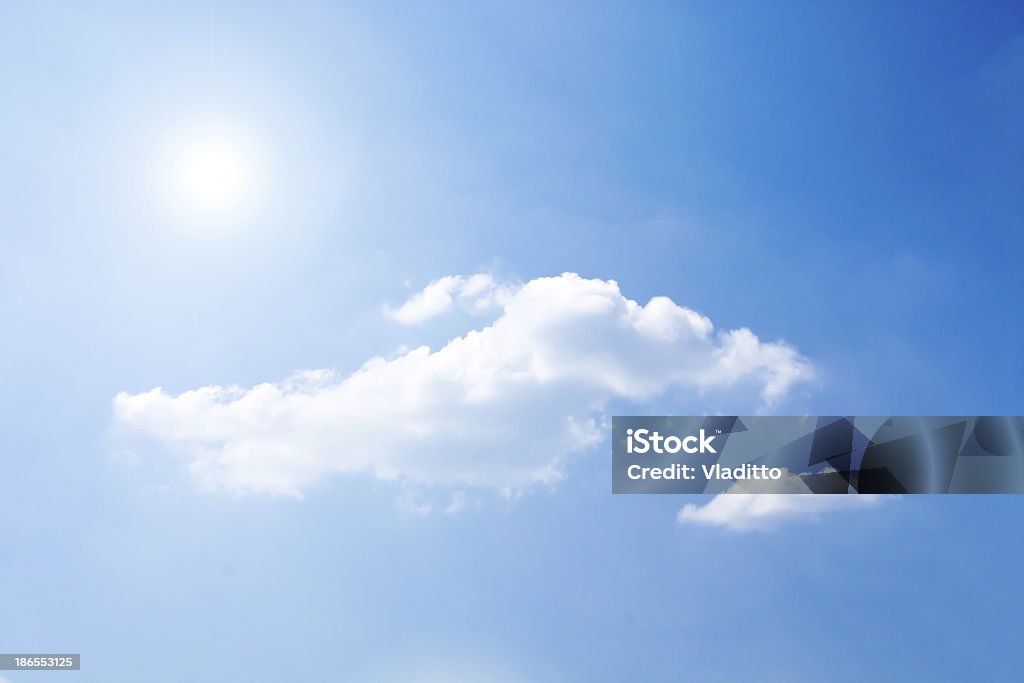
[114,273,815,498]
[678,485,889,532]
[396,490,479,516]
[383,273,513,324]
[396,490,435,516]
[443,491,478,515]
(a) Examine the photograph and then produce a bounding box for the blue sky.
[2,1,1023,681]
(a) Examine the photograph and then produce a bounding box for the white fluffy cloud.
[678,486,888,532]
[114,273,815,497]
[383,273,512,324]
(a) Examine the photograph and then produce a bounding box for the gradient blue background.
[2,2,1023,681]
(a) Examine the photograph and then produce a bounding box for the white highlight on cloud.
[678,476,888,532]
[114,273,815,497]
[383,273,513,325]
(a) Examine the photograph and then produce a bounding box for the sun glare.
[155,121,266,227]
[174,135,249,212]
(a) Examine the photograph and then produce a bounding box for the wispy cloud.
[114,273,815,498]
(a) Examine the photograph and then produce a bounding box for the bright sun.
[174,136,249,212]
[156,121,266,226]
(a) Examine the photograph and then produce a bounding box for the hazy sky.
[2,2,1023,681]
